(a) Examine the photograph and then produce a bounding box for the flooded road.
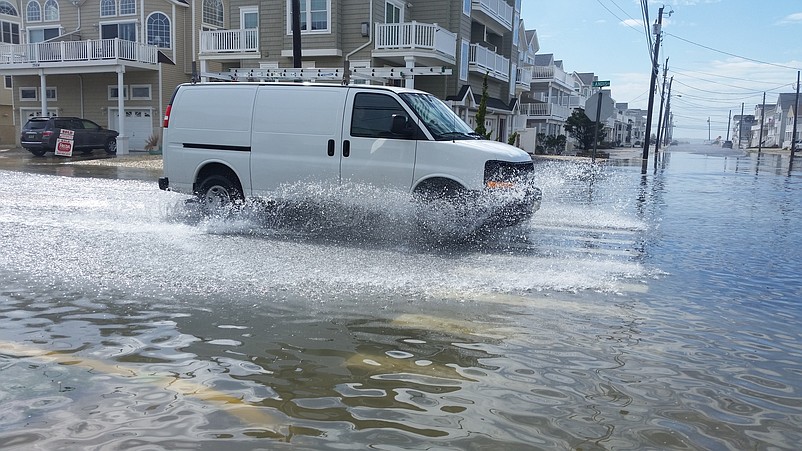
[1,145,801,449]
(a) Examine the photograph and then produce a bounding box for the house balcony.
[471,0,514,35]
[469,44,509,82]
[373,22,457,66]
[532,64,574,89]
[515,66,532,94]
[520,102,571,122]
[199,29,260,60]
[0,38,158,73]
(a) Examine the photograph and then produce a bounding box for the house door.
[240,7,258,49]
[110,109,153,150]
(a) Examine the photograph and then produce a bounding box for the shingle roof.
[533,54,553,66]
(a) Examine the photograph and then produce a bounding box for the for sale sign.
[55,129,74,157]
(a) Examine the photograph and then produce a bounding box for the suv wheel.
[28,148,47,157]
[104,138,117,154]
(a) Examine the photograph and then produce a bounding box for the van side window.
[351,93,410,139]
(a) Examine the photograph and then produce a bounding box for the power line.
[671,65,794,85]
[664,32,802,72]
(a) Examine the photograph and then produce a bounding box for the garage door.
[110,109,154,151]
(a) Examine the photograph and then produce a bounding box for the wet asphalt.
[0,146,163,182]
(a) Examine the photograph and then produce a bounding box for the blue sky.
[520,0,802,140]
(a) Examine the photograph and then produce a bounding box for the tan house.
[1,0,531,151]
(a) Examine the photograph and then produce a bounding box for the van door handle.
[327,139,335,156]
[343,140,350,158]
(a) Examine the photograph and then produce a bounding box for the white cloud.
[778,13,802,24]
[620,18,644,28]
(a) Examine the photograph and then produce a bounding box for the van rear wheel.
[197,174,243,214]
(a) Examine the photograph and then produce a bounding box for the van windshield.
[399,93,480,141]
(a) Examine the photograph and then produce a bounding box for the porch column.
[404,56,415,89]
[39,70,48,117]
[116,67,129,155]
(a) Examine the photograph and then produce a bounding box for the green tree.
[474,73,492,139]
[564,108,606,150]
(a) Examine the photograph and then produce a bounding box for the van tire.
[197,174,244,214]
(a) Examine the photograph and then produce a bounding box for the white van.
[158,82,540,228]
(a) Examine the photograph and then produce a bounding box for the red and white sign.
[55,129,74,157]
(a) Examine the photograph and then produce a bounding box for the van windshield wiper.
[436,131,481,140]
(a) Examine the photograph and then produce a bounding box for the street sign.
[584,92,615,121]
[592,80,611,87]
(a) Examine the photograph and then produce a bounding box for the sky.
[520,0,802,140]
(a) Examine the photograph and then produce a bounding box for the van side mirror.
[390,114,414,136]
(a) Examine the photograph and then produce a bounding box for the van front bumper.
[481,185,542,228]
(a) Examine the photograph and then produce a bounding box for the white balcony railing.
[0,38,158,65]
[520,103,571,121]
[375,22,457,59]
[472,0,514,30]
[469,44,509,82]
[532,65,574,87]
[200,29,259,54]
[516,66,533,88]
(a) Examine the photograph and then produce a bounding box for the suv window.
[350,93,410,139]
[24,120,48,130]
[80,119,99,130]
[54,119,74,129]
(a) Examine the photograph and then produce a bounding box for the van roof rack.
[201,66,452,84]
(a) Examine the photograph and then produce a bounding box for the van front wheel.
[197,174,244,214]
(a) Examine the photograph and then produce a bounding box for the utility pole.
[738,102,744,149]
[792,71,800,160]
[291,0,302,67]
[707,117,711,142]
[642,6,665,163]
[758,92,766,153]
[655,58,669,154]
[660,76,673,148]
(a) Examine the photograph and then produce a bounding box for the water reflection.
[2,146,802,449]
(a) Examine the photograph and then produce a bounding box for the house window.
[20,87,37,100]
[100,0,115,17]
[45,86,56,100]
[26,1,41,22]
[1,21,19,43]
[0,2,20,45]
[286,0,329,33]
[146,12,170,48]
[108,85,128,100]
[0,1,18,15]
[130,84,151,100]
[241,7,257,29]
[385,1,402,23]
[462,0,470,16]
[4,75,11,89]
[43,0,57,20]
[28,26,59,42]
[101,21,136,41]
[119,0,134,15]
[202,0,223,28]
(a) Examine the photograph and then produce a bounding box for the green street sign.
[592,80,611,87]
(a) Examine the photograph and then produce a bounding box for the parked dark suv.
[20,117,119,156]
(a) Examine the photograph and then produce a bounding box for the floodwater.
[1,144,801,450]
